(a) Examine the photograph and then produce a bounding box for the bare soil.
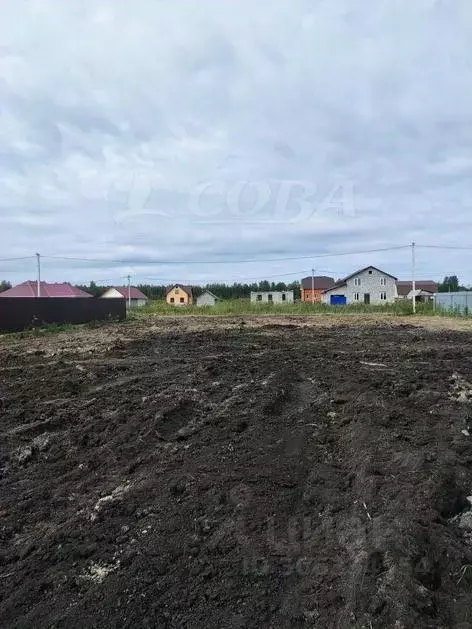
[2,316,472,628]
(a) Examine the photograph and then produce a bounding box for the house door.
[364,293,370,305]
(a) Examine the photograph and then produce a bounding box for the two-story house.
[322,266,397,305]
[166,284,193,306]
[300,276,335,302]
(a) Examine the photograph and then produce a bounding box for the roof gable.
[112,286,148,300]
[342,266,398,282]
[322,266,397,293]
[166,284,193,297]
[200,290,218,299]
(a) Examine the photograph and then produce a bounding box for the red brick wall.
[301,289,323,302]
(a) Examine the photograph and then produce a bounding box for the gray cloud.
[0,0,472,286]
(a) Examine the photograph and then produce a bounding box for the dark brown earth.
[2,317,472,629]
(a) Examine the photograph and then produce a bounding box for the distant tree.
[0,280,12,293]
[437,275,470,292]
[74,282,104,297]
[137,284,166,300]
[287,281,301,301]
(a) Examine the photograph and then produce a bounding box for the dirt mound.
[1,321,472,628]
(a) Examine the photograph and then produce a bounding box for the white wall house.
[101,287,148,308]
[196,290,218,307]
[322,266,397,305]
[250,291,294,304]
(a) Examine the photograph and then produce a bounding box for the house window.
[354,278,361,286]
[257,294,262,301]
[170,297,175,303]
[180,297,185,303]
[268,294,273,302]
[175,288,180,294]
[368,270,373,274]
[380,277,386,286]
[282,293,286,301]
[380,292,387,301]
[354,293,360,301]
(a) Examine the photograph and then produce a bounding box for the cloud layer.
[1,0,472,285]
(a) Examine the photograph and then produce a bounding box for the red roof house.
[300,276,335,302]
[0,281,93,298]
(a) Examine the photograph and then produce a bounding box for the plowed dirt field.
[2,316,472,628]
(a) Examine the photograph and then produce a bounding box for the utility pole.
[311,267,315,305]
[127,274,131,309]
[411,241,416,314]
[36,252,41,297]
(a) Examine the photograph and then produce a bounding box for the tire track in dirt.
[2,324,472,628]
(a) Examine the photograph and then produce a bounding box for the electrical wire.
[417,245,472,251]
[137,268,340,284]
[7,245,472,268]
[40,244,410,266]
[140,270,309,282]
[0,256,35,262]
[73,277,131,285]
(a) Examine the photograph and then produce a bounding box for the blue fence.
[434,292,472,315]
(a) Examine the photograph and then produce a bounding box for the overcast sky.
[1,0,472,286]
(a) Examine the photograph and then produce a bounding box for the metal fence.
[0,298,126,333]
[434,292,472,315]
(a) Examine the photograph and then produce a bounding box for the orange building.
[166,284,193,306]
[300,276,335,302]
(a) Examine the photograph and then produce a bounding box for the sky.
[1,0,472,286]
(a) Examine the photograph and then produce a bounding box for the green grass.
[1,301,468,341]
[128,299,439,317]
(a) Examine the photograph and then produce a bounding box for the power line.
[140,270,308,282]
[4,245,472,267]
[232,270,329,281]
[74,278,130,285]
[0,256,35,262]
[137,268,339,284]
[417,245,472,251]
[41,245,410,266]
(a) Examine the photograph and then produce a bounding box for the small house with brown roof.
[396,281,437,301]
[166,284,193,306]
[300,276,335,302]
[101,286,149,308]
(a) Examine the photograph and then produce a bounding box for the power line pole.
[411,241,416,314]
[311,267,315,305]
[36,252,41,297]
[127,274,131,309]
